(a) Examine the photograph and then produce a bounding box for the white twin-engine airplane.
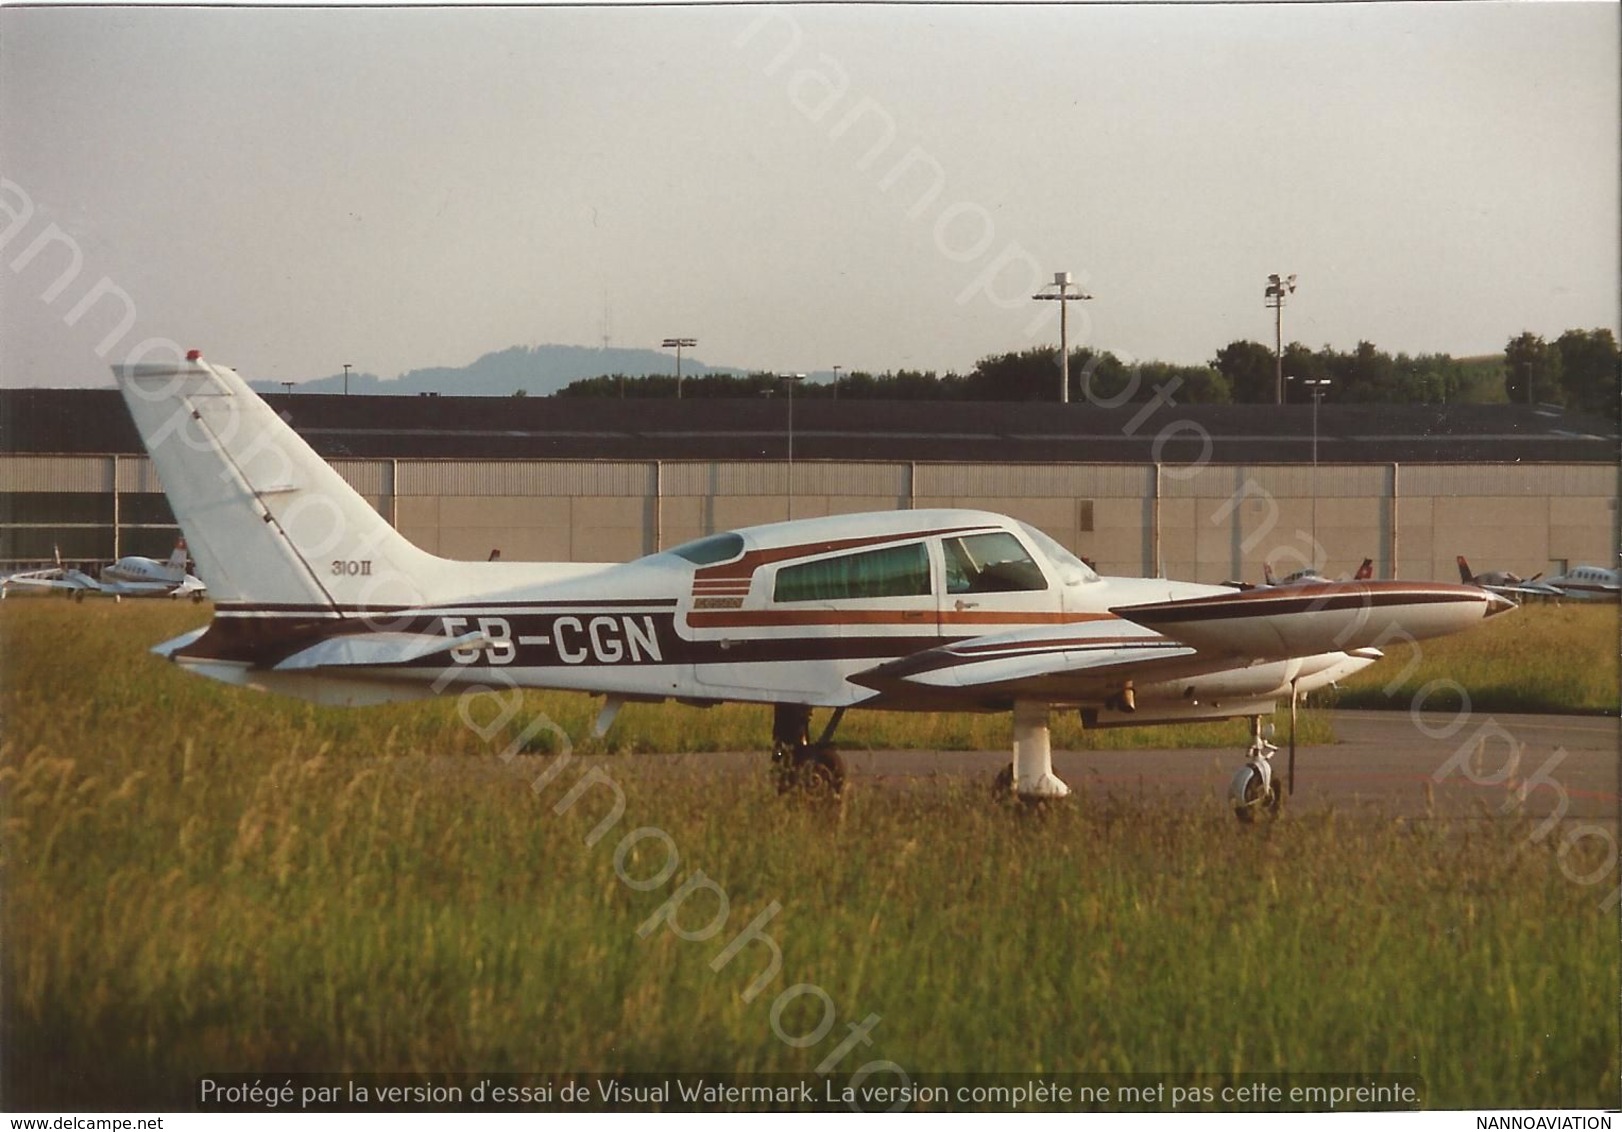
[1536,564,1621,603]
[116,354,1514,820]
[1,540,206,601]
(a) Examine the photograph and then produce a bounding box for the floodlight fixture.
[661,338,698,398]
[1032,271,1093,403]
[1264,274,1297,404]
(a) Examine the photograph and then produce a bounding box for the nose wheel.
[1230,687,1298,823]
[1229,732,1282,823]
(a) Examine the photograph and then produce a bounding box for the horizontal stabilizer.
[273,630,488,672]
[152,627,208,658]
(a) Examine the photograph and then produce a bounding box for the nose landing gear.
[1230,682,1299,823]
[1229,715,1282,823]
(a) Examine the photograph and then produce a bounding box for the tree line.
[1501,329,1618,417]
[554,329,1616,415]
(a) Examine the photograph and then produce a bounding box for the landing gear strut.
[771,704,846,796]
[1229,714,1283,823]
[993,700,1072,800]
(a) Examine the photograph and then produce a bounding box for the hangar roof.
[2,388,1616,464]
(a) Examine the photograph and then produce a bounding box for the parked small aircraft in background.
[1538,564,1621,602]
[1224,559,1372,591]
[1,541,207,601]
[1454,556,1562,600]
[1,548,99,599]
[112,353,1513,821]
[1264,559,1374,588]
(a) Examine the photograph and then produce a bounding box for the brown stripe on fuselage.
[170,613,382,666]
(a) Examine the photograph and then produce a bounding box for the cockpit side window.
[773,542,931,602]
[943,531,1049,594]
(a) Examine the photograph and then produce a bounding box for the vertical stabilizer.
[114,355,447,609]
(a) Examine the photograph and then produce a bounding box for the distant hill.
[249,344,749,397]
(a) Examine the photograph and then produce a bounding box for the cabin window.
[944,532,1048,594]
[773,542,931,602]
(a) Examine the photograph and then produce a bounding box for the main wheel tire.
[775,743,845,796]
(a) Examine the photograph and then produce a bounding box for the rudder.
[115,354,448,610]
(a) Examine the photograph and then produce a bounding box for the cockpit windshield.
[664,532,745,566]
[1017,522,1099,583]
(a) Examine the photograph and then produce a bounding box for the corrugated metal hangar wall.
[2,454,1614,584]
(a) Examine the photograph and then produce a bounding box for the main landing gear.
[992,700,1073,800]
[771,704,846,796]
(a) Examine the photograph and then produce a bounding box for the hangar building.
[2,389,1615,585]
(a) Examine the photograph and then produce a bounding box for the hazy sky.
[2,2,1616,388]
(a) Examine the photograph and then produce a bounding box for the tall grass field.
[1333,603,1619,714]
[1,601,1615,1111]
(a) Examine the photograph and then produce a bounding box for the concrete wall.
[2,455,1614,584]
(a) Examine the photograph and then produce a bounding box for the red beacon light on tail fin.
[186,349,203,361]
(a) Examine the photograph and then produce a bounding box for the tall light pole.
[781,373,806,519]
[1264,273,1296,405]
[1291,375,1332,557]
[342,363,352,396]
[280,381,294,395]
[662,338,697,399]
[832,365,843,401]
[1032,271,1092,403]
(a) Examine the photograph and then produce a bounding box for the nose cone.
[1483,591,1518,619]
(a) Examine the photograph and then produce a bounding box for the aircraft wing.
[177,574,208,596]
[1,569,101,596]
[1477,581,1560,600]
[852,619,1200,706]
[852,580,1508,711]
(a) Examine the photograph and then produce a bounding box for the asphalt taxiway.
[839,710,1620,821]
[590,710,1617,823]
